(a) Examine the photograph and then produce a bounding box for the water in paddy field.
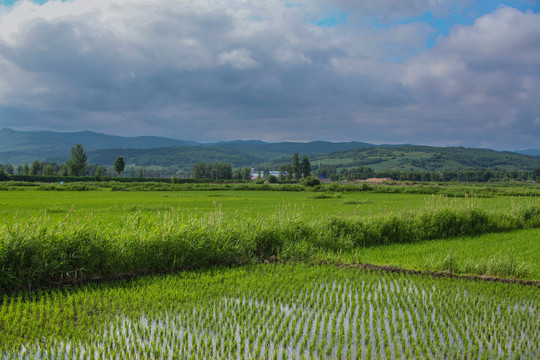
[3,272,539,360]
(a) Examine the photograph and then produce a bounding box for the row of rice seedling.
[1,264,538,359]
[1,202,539,292]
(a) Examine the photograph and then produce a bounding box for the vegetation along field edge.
[1,202,539,293]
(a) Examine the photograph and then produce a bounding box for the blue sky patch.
[0,0,60,6]
[370,0,539,49]
[311,12,348,28]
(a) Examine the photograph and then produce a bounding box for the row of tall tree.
[0,145,127,178]
[0,145,93,177]
[191,162,234,179]
[272,153,311,180]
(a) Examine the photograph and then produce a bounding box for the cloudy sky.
[0,0,539,149]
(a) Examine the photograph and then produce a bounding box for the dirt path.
[313,260,540,287]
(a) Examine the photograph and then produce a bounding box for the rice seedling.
[1,264,538,359]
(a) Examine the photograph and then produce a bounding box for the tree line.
[314,165,540,182]
[2,145,540,183]
[0,145,174,180]
[190,153,313,181]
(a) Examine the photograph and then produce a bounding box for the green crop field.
[1,264,539,359]
[1,188,537,223]
[1,184,539,358]
[318,228,540,280]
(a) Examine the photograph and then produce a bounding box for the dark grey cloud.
[0,1,538,149]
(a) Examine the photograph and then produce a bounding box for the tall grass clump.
[1,203,539,292]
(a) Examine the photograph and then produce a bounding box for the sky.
[0,0,539,150]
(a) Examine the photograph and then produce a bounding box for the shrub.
[266,175,278,184]
[302,176,321,187]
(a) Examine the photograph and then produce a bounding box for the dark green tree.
[242,167,252,180]
[31,160,42,175]
[22,163,30,175]
[192,162,212,179]
[3,164,14,175]
[43,164,55,176]
[278,165,291,180]
[114,156,125,177]
[292,153,300,180]
[58,163,70,176]
[95,165,104,179]
[233,168,243,180]
[67,144,87,176]
[114,160,125,177]
[314,165,336,179]
[301,155,311,178]
[534,166,540,181]
[0,167,8,181]
[213,163,232,179]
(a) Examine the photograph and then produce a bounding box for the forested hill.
[87,144,540,173]
[86,140,372,167]
[303,145,540,172]
[1,128,539,172]
[87,146,270,168]
[209,140,374,154]
[0,128,196,163]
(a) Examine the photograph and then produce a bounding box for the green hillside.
[87,146,275,168]
[211,140,373,154]
[320,146,540,171]
[261,145,540,172]
[86,141,375,167]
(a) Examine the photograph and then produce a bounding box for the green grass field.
[1,189,539,290]
[1,185,539,358]
[1,189,537,223]
[319,227,540,280]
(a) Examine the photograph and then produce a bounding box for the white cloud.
[0,1,538,149]
[218,47,258,69]
[397,7,540,148]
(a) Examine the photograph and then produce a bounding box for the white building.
[250,170,282,180]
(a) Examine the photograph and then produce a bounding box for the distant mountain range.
[0,128,539,172]
[0,128,196,164]
[514,149,540,157]
[0,128,371,165]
